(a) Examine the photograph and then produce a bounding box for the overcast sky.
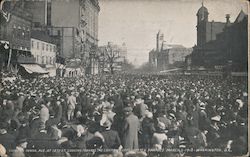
[98,0,248,66]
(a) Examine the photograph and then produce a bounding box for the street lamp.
[0,40,10,69]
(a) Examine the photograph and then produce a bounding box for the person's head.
[157,121,166,132]
[101,119,112,130]
[123,107,133,116]
[16,138,28,149]
[38,121,46,132]
[145,111,153,119]
[56,101,61,106]
[72,124,87,137]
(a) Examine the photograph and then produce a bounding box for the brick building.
[0,0,34,69]
[191,3,248,72]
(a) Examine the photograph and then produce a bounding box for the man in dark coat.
[46,100,62,128]
[100,119,121,149]
[0,122,16,152]
[141,111,155,149]
[29,121,60,149]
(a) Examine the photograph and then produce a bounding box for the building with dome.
[190,3,248,72]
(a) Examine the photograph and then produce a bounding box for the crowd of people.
[0,73,248,157]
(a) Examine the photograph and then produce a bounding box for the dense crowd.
[0,73,248,157]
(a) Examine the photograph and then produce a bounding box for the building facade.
[149,31,192,71]
[23,0,100,74]
[0,0,34,69]
[24,0,100,59]
[191,4,248,72]
[31,30,56,76]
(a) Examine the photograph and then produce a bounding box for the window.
[31,41,34,48]
[50,45,52,52]
[42,43,45,50]
[37,42,39,49]
[53,46,56,52]
[46,44,48,51]
[42,56,45,64]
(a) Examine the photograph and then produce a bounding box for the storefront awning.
[20,64,49,74]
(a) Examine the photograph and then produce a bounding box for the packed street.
[0,0,248,157]
[0,73,248,157]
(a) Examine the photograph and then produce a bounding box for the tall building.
[156,30,164,52]
[149,32,192,71]
[191,3,248,72]
[23,0,100,60]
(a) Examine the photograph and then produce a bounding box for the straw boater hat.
[211,115,221,122]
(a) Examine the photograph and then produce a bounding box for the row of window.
[31,40,56,52]
[12,29,30,40]
[13,24,30,32]
[36,55,55,65]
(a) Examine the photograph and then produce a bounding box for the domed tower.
[197,2,209,23]
[196,2,209,47]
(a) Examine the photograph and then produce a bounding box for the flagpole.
[7,48,12,70]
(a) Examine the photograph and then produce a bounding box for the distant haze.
[98,0,248,66]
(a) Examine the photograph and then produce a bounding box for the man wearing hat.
[206,115,221,147]
[133,95,148,119]
[122,106,140,149]
[198,102,210,131]
[100,119,121,149]
[141,111,155,149]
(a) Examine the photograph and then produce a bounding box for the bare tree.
[102,42,120,74]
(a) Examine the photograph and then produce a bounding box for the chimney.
[226,14,230,23]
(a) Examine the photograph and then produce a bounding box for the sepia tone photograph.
[0,0,248,157]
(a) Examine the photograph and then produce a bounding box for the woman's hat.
[157,121,166,130]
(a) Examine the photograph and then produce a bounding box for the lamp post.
[0,40,10,69]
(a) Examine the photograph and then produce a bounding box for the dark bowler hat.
[16,137,27,145]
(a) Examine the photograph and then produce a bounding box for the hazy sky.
[98,0,248,66]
